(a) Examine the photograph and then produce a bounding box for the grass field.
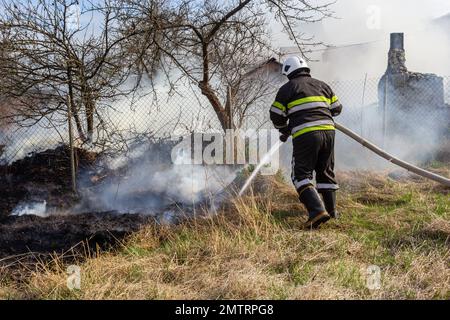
[1,167,449,300]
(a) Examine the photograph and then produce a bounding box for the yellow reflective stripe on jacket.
[287,95,340,109]
[272,101,286,112]
[292,125,335,139]
[287,96,330,109]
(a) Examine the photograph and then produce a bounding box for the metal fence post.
[67,94,77,194]
[382,75,389,148]
[227,86,233,130]
[361,73,368,137]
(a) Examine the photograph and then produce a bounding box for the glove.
[280,134,289,143]
[279,127,290,143]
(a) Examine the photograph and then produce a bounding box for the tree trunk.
[225,86,235,130]
[67,67,86,141]
[71,97,86,142]
[198,81,231,131]
[85,98,95,141]
[81,83,95,142]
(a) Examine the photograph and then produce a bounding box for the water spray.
[239,140,283,196]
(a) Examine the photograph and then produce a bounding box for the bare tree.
[0,0,137,142]
[0,0,334,143]
[118,0,334,131]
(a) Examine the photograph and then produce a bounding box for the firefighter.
[270,56,343,229]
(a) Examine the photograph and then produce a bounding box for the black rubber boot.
[299,187,330,229]
[320,190,339,219]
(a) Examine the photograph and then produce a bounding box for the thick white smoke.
[76,143,237,215]
[287,0,450,80]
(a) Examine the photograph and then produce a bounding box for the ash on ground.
[0,142,235,260]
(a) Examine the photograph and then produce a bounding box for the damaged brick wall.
[378,33,450,143]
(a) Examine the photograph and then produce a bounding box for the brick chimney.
[386,33,407,74]
[380,32,445,110]
[378,32,448,148]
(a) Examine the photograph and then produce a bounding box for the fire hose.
[335,122,450,187]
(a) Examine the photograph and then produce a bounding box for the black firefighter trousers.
[291,130,338,217]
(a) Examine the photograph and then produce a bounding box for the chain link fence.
[1,76,449,165]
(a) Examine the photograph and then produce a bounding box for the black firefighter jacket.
[270,70,343,139]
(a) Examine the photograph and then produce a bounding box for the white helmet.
[282,56,309,77]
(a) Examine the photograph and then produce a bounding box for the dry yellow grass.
[0,170,449,300]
